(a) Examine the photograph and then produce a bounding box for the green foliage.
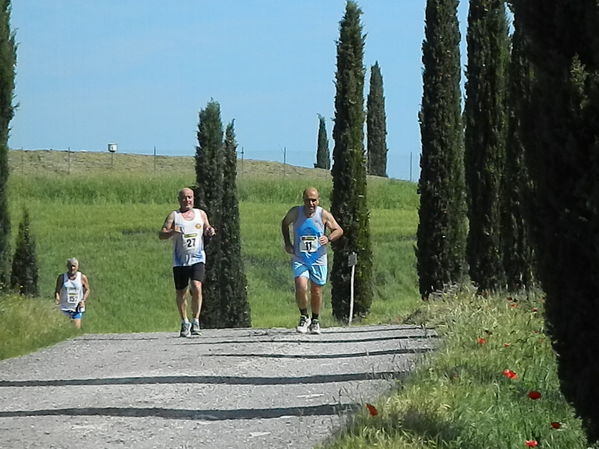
[501,17,535,291]
[0,293,79,359]
[509,1,599,443]
[10,208,38,296]
[220,121,251,327]
[464,0,510,293]
[323,292,588,449]
[331,1,373,321]
[315,114,330,170]
[0,0,16,288]
[195,100,224,328]
[367,61,388,177]
[3,168,418,343]
[417,0,468,298]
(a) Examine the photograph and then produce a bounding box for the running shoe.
[296,315,311,334]
[309,319,321,335]
[191,321,201,336]
[180,321,191,338]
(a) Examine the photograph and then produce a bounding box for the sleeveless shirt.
[293,206,327,266]
[172,208,206,267]
[59,272,84,312]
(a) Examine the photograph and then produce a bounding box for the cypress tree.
[417,0,468,298]
[366,61,388,177]
[464,0,510,293]
[220,121,251,327]
[10,209,38,296]
[195,100,224,328]
[510,0,599,442]
[501,15,535,291]
[0,0,16,289]
[315,114,330,169]
[330,1,373,321]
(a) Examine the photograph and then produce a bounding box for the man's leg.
[295,275,311,333]
[176,288,188,321]
[310,283,322,316]
[190,280,203,321]
[295,275,310,311]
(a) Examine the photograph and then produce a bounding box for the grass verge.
[321,290,589,449]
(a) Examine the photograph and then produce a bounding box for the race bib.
[300,235,319,253]
[182,232,200,253]
[67,288,79,304]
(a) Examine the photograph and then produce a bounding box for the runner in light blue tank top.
[282,187,344,334]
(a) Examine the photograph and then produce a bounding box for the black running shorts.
[173,263,206,290]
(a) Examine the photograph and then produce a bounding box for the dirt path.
[0,325,437,449]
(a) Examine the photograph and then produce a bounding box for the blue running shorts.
[292,261,327,286]
[62,310,84,320]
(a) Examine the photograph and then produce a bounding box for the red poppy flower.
[525,440,539,447]
[503,369,518,379]
[366,403,378,416]
[550,422,561,429]
[477,338,487,344]
[528,391,542,400]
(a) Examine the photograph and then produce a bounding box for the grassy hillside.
[5,149,420,337]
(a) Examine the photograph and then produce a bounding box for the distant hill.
[8,149,333,180]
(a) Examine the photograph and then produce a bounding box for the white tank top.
[172,208,206,266]
[59,272,84,312]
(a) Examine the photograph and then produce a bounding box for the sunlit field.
[5,153,420,338]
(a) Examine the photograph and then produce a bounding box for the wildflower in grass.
[477,337,487,344]
[525,440,539,447]
[528,391,542,400]
[550,421,561,429]
[503,369,518,379]
[503,343,511,348]
[366,403,378,416]
[510,303,518,308]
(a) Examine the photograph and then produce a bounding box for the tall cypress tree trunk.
[220,121,251,327]
[0,0,16,289]
[367,62,388,177]
[464,0,510,293]
[510,1,599,442]
[417,0,467,298]
[195,101,224,328]
[315,114,330,170]
[501,16,535,292]
[330,1,373,321]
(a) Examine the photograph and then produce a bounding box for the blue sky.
[9,1,468,180]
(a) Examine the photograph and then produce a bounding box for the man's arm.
[201,210,216,237]
[81,274,90,303]
[281,207,298,254]
[158,211,177,240]
[321,209,343,245]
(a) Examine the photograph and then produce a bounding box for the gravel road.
[0,325,437,449]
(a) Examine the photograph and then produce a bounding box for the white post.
[348,252,357,325]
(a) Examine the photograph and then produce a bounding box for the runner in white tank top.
[54,257,91,329]
[159,187,216,337]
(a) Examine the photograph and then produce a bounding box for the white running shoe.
[296,315,311,334]
[180,322,191,338]
[309,319,321,335]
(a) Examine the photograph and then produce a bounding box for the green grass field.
[4,150,420,339]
